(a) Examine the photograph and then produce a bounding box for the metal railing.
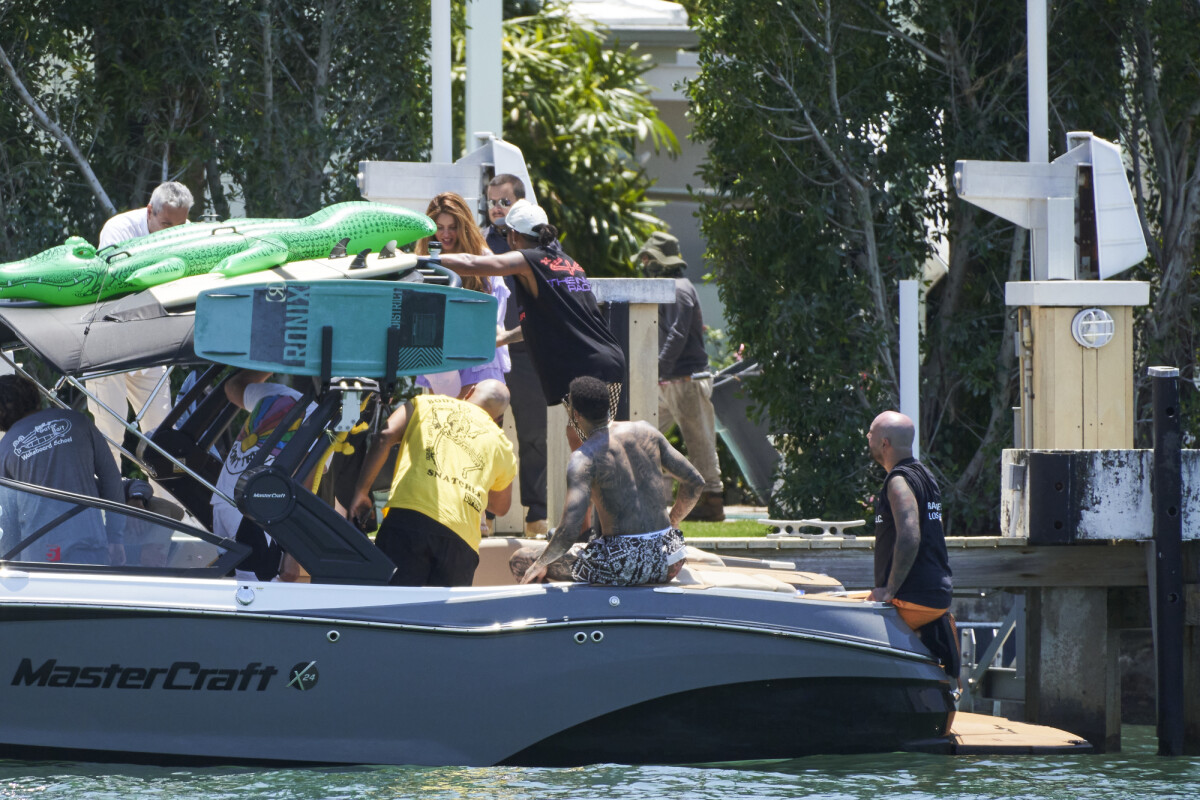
[957,594,1026,713]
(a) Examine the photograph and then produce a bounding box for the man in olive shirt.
[638,231,724,521]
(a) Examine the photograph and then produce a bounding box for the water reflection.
[0,727,1195,800]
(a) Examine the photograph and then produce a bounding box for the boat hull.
[0,578,953,766]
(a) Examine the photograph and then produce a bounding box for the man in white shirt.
[88,182,193,467]
[97,181,192,247]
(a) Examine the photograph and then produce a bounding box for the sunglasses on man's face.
[488,198,514,209]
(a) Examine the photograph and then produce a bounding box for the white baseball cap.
[504,199,548,237]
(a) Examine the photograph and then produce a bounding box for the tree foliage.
[483,1,678,275]
[0,0,430,259]
[1110,2,1200,433]
[690,0,1200,533]
[1,0,674,281]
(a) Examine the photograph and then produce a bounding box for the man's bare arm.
[440,252,537,299]
[497,326,524,346]
[438,251,529,277]
[225,369,272,408]
[487,483,513,516]
[521,452,593,583]
[870,477,922,602]
[658,432,704,528]
[278,553,302,582]
[348,402,412,530]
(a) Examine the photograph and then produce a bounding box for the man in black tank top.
[866,411,953,629]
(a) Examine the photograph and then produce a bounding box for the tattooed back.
[576,420,700,536]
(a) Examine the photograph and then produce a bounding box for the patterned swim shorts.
[571,528,686,586]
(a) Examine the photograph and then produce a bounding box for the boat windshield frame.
[0,476,249,578]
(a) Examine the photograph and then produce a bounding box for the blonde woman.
[414,192,510,398]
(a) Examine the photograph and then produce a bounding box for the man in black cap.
[638,231,724,522]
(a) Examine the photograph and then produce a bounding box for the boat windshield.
[0,477,247,576]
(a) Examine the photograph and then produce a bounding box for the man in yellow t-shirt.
[349,380,516,586]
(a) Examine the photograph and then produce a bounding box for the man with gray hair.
[98,181,193,247]
[89,181,194,467]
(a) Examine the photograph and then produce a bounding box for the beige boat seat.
[474,537,529,586]
[672,565,798,594]
[472,538,845,593]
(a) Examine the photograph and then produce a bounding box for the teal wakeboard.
[194,280,497,377]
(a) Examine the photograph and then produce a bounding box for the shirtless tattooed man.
[513,376,705,586]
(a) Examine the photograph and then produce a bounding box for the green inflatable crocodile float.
[0,201,436,306]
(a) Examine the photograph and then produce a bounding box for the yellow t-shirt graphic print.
[385,394,516,551]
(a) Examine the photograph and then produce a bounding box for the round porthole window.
[1071,308,1115,349]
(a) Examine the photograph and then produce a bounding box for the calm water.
[0,726,1195,800]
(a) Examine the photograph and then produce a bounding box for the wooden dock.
[684,534,1154,590]
[940,712,1092,755]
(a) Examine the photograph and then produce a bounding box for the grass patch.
[680,519,771,538]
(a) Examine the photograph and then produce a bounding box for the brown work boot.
[524,519,549,538]
[685,492,725,522]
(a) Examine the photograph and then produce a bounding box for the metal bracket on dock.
[959,594,1026,714]
[760,519,865,539]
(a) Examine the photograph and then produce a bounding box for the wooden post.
[546,403,568,528]
[1007,281,1146,449]
[494,411,524,534]
[1006,280,1148,752]
[1026,304,1134,448]
[627,303,659,426]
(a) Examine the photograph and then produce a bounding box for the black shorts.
[375,508,479,587]
[234,517,283,582]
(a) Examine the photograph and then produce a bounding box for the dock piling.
[1150,366,1184,756]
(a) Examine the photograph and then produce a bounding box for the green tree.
[1101,1,1200,436]
[689,0,940,524]
[478,1,678,274]
[689,0,1144,532]
[0,0,430,255]
[219,0,431,217]
[3,0,673,281]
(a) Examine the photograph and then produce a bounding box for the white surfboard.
[150,251,420,309]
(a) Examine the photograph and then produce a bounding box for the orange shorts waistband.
[891,599,950,631]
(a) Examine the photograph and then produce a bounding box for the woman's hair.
[0,375,42,431]
[415,192,489,294]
